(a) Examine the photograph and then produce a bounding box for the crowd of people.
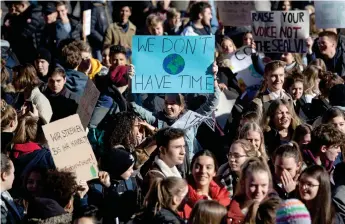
[1,0,345,224]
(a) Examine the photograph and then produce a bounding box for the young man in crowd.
[60,42,88,97]
[181,1,212,36]
[103,3,136,51]
[303,123,344,173]
[34,48,51,83]
[307,31,345,77]
[42,2,58,24]
[143,128,186,193]
[146,14,165,36]
[42,67,79,122]
[8,1,45,64]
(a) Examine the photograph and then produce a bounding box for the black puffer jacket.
[89,2,112,49]
[9,4,45,64]
[130,208,185,224]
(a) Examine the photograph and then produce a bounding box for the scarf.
[154,156,182,178]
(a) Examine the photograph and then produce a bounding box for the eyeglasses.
[299,181,319,188]
[227,153,247,159]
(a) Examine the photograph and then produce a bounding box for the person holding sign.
[131,62,220,161]
[307,31,345,77]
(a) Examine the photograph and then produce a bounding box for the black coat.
[43,86,79,122]
[89,2,112,49]
[9,4,45,64]
[130,208,185,224]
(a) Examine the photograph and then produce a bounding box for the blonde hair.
[144,177,187,214]
[238,122,268,160]
[146,14,164,29]
[262,99,301,132]
[167,7,181,20]
[1,99,17,131]
[235,157,273,198]
[12,115,39,144]
[221,37,237,52]
[303,65,322,94]
[230,139,258,157]
[189,200,227,224]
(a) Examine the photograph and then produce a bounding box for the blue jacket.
[65,69,88,98]
[131,87,220,160]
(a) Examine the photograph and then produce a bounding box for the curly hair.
[44,170,77,208]
[12,63,41,91]
[310,123,345,153]
[108,112,138,151]
[61,43,82,69]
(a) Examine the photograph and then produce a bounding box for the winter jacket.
[216,163,239,199]
[1,191,23,224]
[88,177,141,224]
[43,86,79,122]
[182,180,230,219]
[8,4,45,64]
[26,197,72,224]
[65,69,88,98]
[181,22,212,36]
[131,86,221,161]
[333,185,345,223]
[227,196,246,224]
[87,58,106,80]
[89,2,112,50]
[28,87,53,124]
[1,132,14,153]
[264,127,294,156]
[131,208,185,224]
[11,142,42,159]
[103,21,136,49]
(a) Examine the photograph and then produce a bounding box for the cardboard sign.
[132,35,215,93]
[217,1,255,26]
[42,114,99,182]
[315,1,345,28]
[215,89,237,129]
[83,9,92,37]
[227,46,263,92]
[171,110,215,131]
[76,79,100,128]
[251,11,310,53]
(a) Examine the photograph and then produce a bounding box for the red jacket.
[227,196,245,224]
[180,180,230,219]
[12,142,42,159]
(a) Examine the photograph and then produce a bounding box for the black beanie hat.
[101,148,135,179]
[36,48,51,64]
[329,84,345,107]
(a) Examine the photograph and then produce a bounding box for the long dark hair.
[298,165,335,224]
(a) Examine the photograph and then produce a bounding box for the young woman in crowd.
[139,177,187,224]
[217,37,237,67]
[1,99,18,152]
[12,64,52,124]
[262,99,301,156]
[272,142,304,199]
[217,139,258,199]
[298,165,343,224]
[292,124,313,148]
[244,195,281,224]
[183,150,230,219]
[228,157,274,224]
[1,154,23,223]
[238,122,268,160]
[303,65,321,103]
[189,200,227,224]
[280,53,304,75]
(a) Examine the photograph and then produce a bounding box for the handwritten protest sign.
[83,9,92,37]
[171,110,215,131]
[215,89,237,129]
[227,46,263,92]
[315,1,345,28]
[251,11,309,53]
[217,1,255,26]
[42,114,99,182]
[132,35,215,93]
[77,79,100,128]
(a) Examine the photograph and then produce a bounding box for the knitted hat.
[36,48,51,64]
[101,147,135,179]
[329,84,345,107]
[109,65,128,87]
[276,199,311,224]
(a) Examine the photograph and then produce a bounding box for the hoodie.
[88,58,104,80]
[65,68,88,97]
[11,142,41,159]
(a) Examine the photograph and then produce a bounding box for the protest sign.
[251,11,309,53]
[132,35,215,93]
[215,89,237,129]
[77,79,100,128]
[227,46,263,92]
[315,1,345,28]
[171,110,215,131]
[217,1,255,26]
[42,114,99,182]
[83,9,91,41]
